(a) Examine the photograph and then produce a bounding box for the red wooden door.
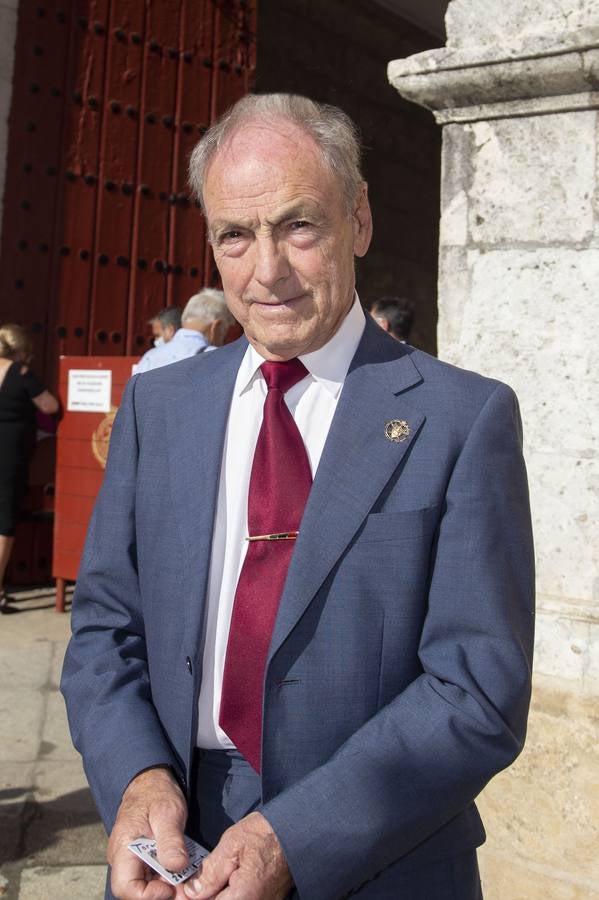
[0,0,256,586]
[0,0,257,387]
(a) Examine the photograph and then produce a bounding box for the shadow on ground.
[0,786,105,866]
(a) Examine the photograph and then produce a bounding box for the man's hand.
[182,812,293,900]
[108,766,189,899]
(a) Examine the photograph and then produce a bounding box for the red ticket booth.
[53,356,138,611]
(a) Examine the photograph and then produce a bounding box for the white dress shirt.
[196,296,366,748]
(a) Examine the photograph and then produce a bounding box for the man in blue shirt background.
[136,289,234,373]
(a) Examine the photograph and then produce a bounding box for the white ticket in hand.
[128,834,209,885]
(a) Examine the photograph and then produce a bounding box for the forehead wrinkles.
[206,170,339,239]
[210,184,330,222]
[204,123,333,204]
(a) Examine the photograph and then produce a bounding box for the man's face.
[202,121,372,361]
[151,319,163,344]
[151,320,176,345]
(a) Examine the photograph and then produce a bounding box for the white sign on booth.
[67,369,112,413]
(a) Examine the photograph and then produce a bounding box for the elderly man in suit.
[61,94,534,900]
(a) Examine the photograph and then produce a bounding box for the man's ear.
[164,324,176,342]
[207,318,226,347]
[353,182,373,258]
[371,311,391,332]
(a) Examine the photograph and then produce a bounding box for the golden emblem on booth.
[385,419,410,443]
[91,407,117,469]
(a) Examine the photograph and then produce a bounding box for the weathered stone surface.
[22,761,105,867]
[439,246,599,624]
[534,600,599,693]
[0,691,44,765]
[468,115,596,245]
[441,114,597,247]
[530,453,599,611]
[478,685,599,895]
[446,248,599,452]
[446,0,599,49]
[388,4,599,124]
[18,865,105,900]
[40,685,79,762]
[0,644,52,692]
[388,43,599,117]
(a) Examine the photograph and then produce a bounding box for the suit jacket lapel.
[166,339,247,636]
[269,321,425,660]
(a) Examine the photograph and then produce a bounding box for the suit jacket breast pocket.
[340,506,441,607]
[357,505,441,544]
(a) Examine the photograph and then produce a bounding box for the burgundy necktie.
[219,358,312,772]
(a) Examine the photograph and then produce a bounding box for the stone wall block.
[468,115,596,245]
[450,248,599,453]
[436,246,470,346]
[439,123,474,246]
[533,602,599,691]
[445,0,599,49]
[439,246,599,613]
[529,453,599,608]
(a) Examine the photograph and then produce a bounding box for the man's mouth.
[251,293,308,307]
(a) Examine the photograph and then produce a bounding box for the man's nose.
[253,236,290,288]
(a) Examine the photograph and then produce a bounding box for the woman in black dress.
[0,324,59,610]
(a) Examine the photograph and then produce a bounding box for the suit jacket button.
[186,657,193,674]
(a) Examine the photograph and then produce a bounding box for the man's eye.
[290,220,310,230]
[220,230,243,241]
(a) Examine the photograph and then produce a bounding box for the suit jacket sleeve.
[60,376,180,830]
[261,381,535,899]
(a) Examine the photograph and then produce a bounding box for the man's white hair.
[188,93,364,215]
[182,288,234,327]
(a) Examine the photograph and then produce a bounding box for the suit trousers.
[186,749,483,900]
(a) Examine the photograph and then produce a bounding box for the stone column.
[0,0,18,235]
[389,2,599,897]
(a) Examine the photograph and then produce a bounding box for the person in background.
[135,307,182,374]
[135,290,233,374]
[0,324,59,611]
[151,307,182,348]
[370,295,415,343]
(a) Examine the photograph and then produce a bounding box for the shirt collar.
[173,327,209,346]
[236,293,365,397]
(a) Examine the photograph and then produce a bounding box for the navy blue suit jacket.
[61,318,535,898]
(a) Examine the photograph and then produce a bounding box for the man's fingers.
[154,836,189,873]
[148,787,189,871]
[110,846,175,900]
[151,820,189,872]
[182,851,237,899]
[107,767,190,899]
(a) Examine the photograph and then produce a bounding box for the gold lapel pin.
[385,419,410,443]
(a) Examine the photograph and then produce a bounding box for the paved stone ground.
[0,588,107,898]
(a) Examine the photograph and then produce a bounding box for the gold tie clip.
[246,531,299,542]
